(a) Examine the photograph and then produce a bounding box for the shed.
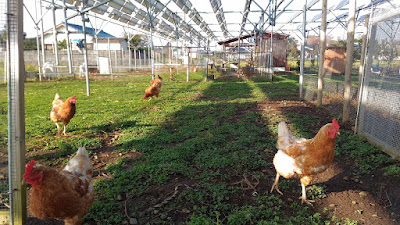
[324,47,346,74]
[218,31,288,68]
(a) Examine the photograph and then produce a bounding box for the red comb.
[24,160,36,174]
[332,118,340,130]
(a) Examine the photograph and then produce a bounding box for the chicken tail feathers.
[277,121,295,151]
[54,93,60,100]
[63,147,92,177]
[278,121,292,138]
[76,147,89,158]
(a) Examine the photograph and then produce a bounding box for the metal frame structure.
[3,0,399,224]
[18,0,394,89]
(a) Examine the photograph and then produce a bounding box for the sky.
[18,0,397,48]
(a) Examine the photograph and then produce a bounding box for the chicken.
[143,75,163,100]
[50,93,76,135]
[22,147,94,225]
[270,118,340,205]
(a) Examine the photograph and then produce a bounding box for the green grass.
[1,71,399,224]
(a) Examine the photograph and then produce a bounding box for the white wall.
[43,26,94,45]
[95,41,128,50]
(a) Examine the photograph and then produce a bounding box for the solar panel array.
[59,0,213,45]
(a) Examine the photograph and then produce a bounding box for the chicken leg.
[300,176,314,205]
[62,125,67,136]
[55,122,61,135]
[270,173,283,195]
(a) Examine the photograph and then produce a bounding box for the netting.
[357,6,400,158]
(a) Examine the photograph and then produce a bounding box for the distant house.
[40,23,128,51]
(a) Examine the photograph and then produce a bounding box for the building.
[40,23,128,51]
[218,31,288,68]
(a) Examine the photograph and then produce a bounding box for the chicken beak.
[337,131,340,135]
[21,178,27,185]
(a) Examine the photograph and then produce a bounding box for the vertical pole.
[343,0,356,123]
[39,0,46,72]
[258,32,263,75]
[317,0,327,106]
[238,34,241,77]
[358,14,369,96]
[150,27,155,79]
[269,26,273,79]
[169,42,172,65]
[96,36,99,71]
[187,47,190,82]
[51,0,59,65]
[7,0,27,223]
[206,39,209,79]
[128,42,131,70]
[176,41,179,74]
[143,49,148,67]
[34,0,42,81]
[114,50,117,70]
[134,48,137,70]
[81,12,90,96]
[139,49,141,68]
[300,2,307,98]
[62,0,72,74]
[108,38,112,74]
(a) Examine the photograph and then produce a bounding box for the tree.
[58,39,67,50]
[287,38,300,59]
[24,39,37,50]
[124,33,142,49]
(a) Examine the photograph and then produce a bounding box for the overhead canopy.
[45,0,395,46]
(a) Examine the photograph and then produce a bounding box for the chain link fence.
[356,6,400,159]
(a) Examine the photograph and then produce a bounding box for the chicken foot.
[300,183,315,205]
[270,173,283,195]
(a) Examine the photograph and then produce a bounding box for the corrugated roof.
[66,23,115,38]
[42,23,115,38]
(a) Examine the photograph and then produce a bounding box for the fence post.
[317,0,327,106]
[343,0,356,123]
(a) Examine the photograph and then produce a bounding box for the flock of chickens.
[22,76,340,224]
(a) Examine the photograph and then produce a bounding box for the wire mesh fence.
[357,6,400,159]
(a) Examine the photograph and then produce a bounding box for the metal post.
[62,0,72,74]
[128,42,131,70]
[343,0,356,123]
[96,36,99,70]
[7,0,27,223]
[169,42,172,65]
[187,47,190,82]
[238,34,241,77]
[258,31,263,75]
[139,49,141,68]
[134,48,137,70]
[206,39,209,79]
[269,26,273,79]
[51,0,59,66]
[176,41,179,74]
[108,38,112,74]
[114,50,117,70]
[150,26,155,79]
[34,0,42,81]
[317,0,327,106]
[39,0,46,73]
[358,14,369,96]
[300,2,307,98]
[81,12,90,96]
